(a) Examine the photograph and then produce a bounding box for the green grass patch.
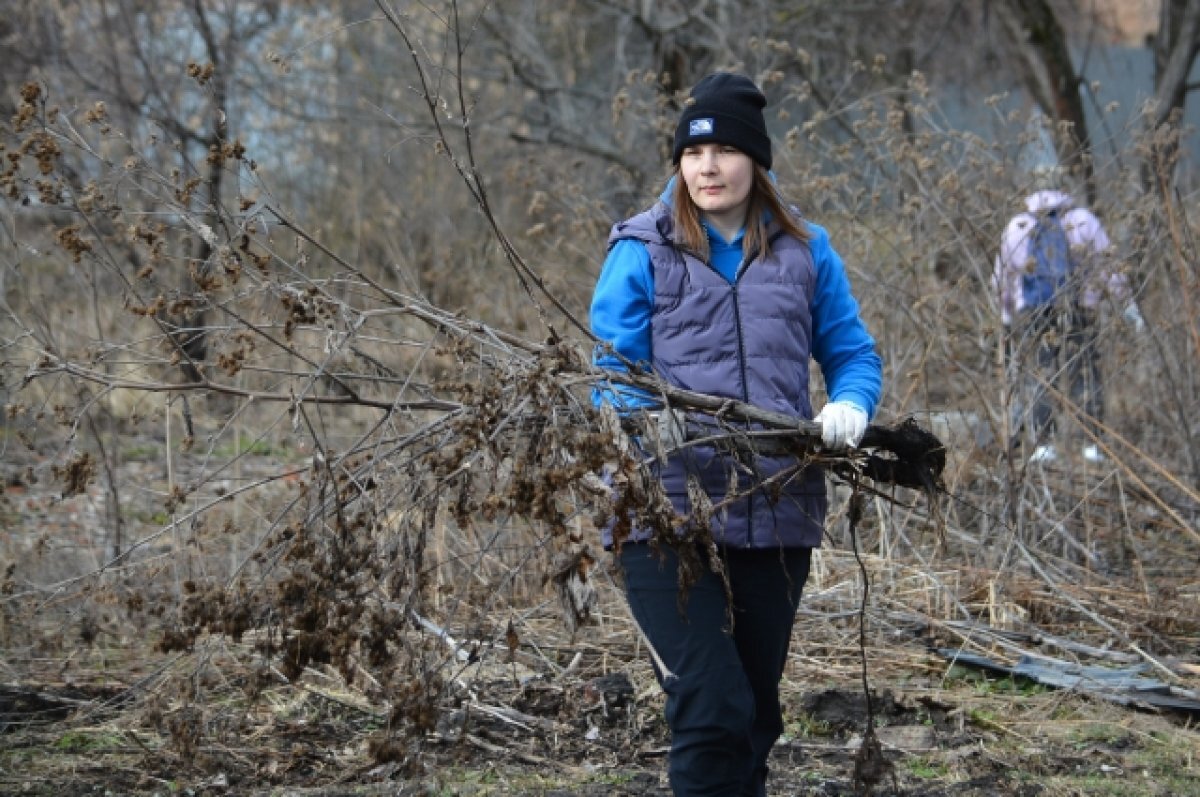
[120,443,161,461]
[125,508,171,524]
[784,712,835,739]
[1070,722,1133,748]
[944,665,1052,698]
[211,437,287,459]
[1039,771,1200,797]
[905,756,950,779]
[424,765,652,796]
[53,729,125,753]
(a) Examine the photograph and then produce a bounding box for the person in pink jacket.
[993,182,1144,464]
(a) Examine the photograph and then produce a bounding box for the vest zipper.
[705,231,782,548]
[730,230,784,547]
[730,249,755,547]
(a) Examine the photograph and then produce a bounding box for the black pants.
[619,543,813,797]
[1011,305,1103,443]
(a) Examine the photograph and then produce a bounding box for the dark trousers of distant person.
[1012,305,1103,445]
[619,542,813,797]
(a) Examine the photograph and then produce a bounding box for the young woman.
[590,72,883,797]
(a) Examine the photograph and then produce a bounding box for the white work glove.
[814,401,868,450]
[1122,302,1146,333]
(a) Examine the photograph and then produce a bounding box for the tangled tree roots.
[858,417,947,494]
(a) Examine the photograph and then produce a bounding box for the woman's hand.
[814,401,868,449]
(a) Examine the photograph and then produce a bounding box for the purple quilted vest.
[606,202,827,549]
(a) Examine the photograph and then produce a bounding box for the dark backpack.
[1022,209,1075,307]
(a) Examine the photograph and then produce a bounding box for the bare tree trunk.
[175,1,228,383]
[1152,0,1200,128]
[993,0,1094,201]
[1144,0,1200,197]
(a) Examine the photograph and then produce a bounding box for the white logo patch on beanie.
[689,118,714,136]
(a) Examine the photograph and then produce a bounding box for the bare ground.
[2,628,1199,797]
[2,435,1199,797]
[0,667,1195,797]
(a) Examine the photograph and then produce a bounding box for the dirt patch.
[2,669,1197,797]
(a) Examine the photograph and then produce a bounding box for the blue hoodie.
[590,180,882,418]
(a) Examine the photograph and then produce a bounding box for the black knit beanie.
[672,72,772,170]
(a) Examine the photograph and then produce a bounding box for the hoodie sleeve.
[807,223,883,419]
[589,237,657,410]
[1064,207,1130,305]
[994,214,1032,325]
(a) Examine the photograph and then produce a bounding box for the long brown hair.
[670,164,811,263]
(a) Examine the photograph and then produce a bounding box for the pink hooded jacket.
[993,190,1130,325]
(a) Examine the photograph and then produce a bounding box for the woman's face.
[679,142,754,232]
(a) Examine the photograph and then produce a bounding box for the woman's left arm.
[807,224,883,419]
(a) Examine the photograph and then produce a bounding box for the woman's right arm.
[589,238,656,410]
